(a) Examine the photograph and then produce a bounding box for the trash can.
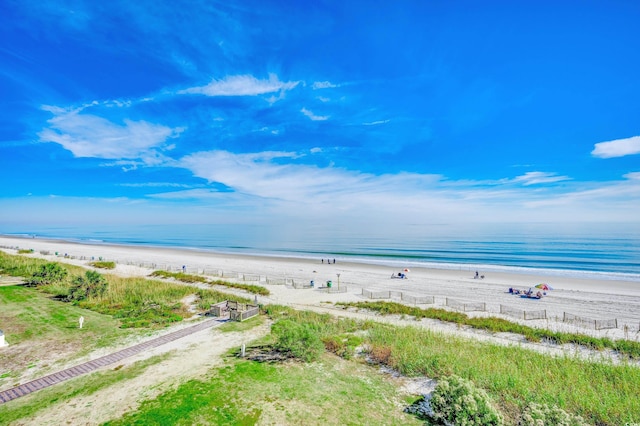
[327,280,332,288]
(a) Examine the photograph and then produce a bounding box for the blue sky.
[1,0,639,231]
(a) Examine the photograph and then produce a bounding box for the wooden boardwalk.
[0,317,227,404]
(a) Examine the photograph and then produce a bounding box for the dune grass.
[261,307,638,425]
[88,260,116,269]
[366,323,640,425]
[0,252,251,329]
[149,270,271,296]
[338,300,640,359]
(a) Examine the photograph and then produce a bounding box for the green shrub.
[322,334,363,359]
[68,270,108,302]
[271,319,324,362]
[430,375,504,425]
[89,261,116,269]
[17,249,34,254]
[26,262,68,286]
[519,402,589,426]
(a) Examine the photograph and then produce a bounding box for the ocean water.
[3,222,640,282]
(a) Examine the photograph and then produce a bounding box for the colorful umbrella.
[535,283,553,291]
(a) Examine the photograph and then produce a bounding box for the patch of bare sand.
[13,320,271,425]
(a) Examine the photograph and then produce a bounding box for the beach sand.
[2,235,639,342]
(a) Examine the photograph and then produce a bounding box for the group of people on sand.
[508,287,544,299]
[321,259,336,264]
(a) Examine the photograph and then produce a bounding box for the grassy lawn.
[0,284,139,385]
[104,353,424,426]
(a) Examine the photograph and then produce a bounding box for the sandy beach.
[2,235,640,342]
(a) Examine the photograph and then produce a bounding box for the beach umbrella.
[404,268,410,272]
[535,283,553,291]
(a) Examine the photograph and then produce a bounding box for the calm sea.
[3,222,640,282]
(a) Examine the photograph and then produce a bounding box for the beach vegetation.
[271,318,325,362]
[25,262,68,286]
[430,374,504,425]
[67,270,108,302]
[209,278,271,296]
[520,402,589,426]
[103,352,422,426]
[149,270,271,295]
[338,301,640,359]
[17,249,34,254]
[1,252,251,329]
[261,308,637,425]
[149,270,208,283]
[88,260,116,269]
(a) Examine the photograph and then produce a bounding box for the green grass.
[0,284,145,388]
[367,323,640,425]
[17,249,34,254]
[218,314,265,332]
[149,270,208,283]
[259,308,638,425]
[1,251,252,329]
[0,353,170,424]
[0,284,132,347]
[149,270,271,296]
[209,279,271,296]
[89,261,116,269]
[103,353,422,426]
[338,300,640,359]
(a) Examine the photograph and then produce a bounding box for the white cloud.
[301,107,329,121]
[512,171,571,185]
[312,81,338,89]
[623,171,640,180]
[171,150,640,224]
[592,135,640,158]
[363,119,390,126]
[38,106,182,161]
[180,74,299,97]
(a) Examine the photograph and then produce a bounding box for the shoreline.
[2,233,639,283]
[2,235,640,342]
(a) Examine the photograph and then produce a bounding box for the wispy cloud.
[180,74,299,97]
[312,81,338,89]
[301,107,329,121]
[362,119,390,126]
[38,105,182,162]
[168,149,640,223]
[511,171,571,185]
[592,135,640,158]
[119,182,196,188]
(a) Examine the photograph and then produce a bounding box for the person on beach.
[475,271,479,279]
